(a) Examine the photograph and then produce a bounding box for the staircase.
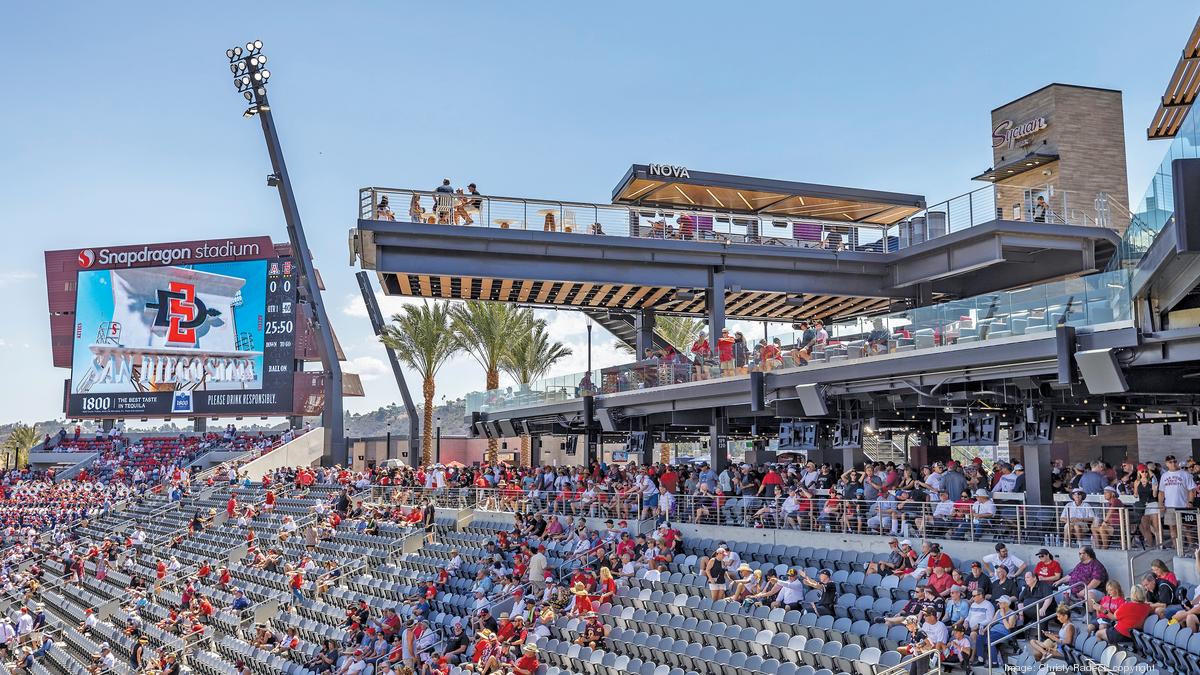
[862,432,913,464]
[584,310,674,354]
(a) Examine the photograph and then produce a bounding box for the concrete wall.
[239,428,324,480]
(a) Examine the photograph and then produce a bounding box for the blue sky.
[0,1,1195,424]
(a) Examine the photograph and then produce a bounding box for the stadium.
[8,7,1200,675]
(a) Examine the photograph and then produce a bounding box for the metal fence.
[351,486,1151,551]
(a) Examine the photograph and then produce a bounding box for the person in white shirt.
[965,588,996,657]
[1060,490,1097,546]
[718,544,742,571]
[920,609,948,647]
[1159,455,1197,544]
[982,543,1026,579]
[15,609,32,636]
[0,618,14,651]
[774,569,807,610]
[133,528,147,546]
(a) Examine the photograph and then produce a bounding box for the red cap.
[1138,464,1148,471]
[973,457,983,464]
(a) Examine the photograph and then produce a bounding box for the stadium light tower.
[226,40,345,465]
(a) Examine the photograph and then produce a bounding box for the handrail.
[984,582,1089,675]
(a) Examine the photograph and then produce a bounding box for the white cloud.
[0,339,8,349]
[342,292,432,319]
[346,355,389,381]
[0,272,34,289]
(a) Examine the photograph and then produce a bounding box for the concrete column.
[709,425,728,470]
[915,282,934,308]
[101,419,115,433]
[635,310,657,356]
[530,435,542,468]
[708,268,726,349]
[841,446,868,472]
[1020,443,1053,506]
[193,418,207,433]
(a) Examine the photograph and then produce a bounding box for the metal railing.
[353,486,1143,550]
[659,493,1136,550]
[362,187,906,253]
[361,183,1110,257]
[362,485,646,522]
[983,583,1090,675]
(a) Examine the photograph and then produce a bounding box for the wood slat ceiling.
[384,273,896,322]
[1149,18,1200,140]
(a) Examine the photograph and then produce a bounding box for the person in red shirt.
[155,559,167,582]
[226,496,237,519]
[717,328,736,376]
[512,644,540,675]
[571,582,594,616]
[1033,549,1063,584]
[198,595,215,619]
[466,629,498,671]
[1097,588,1152,645]
[690,334,711,381]
[197,560,211,580]
[290,569,305,601]
[264,490,276,512]
[597,567,617,605]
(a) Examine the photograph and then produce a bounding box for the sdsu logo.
[78,249,96,268]
[145,281,221,345]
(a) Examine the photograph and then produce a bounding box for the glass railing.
[359,183,1109,258]
[1108,98,1200,270]
[465,267,1134,415]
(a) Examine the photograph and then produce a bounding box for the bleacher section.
[0,481,1188,675]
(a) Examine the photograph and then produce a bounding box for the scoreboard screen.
[67,258,297,417]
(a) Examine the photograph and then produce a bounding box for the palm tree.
[452,301,537,465]
[613,315,706,356]
[501,319,572,466]
[3,424,39,469]
[380,301,461,466]
[655,315,706,351]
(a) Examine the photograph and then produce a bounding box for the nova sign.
[992,117,1048,149]
[647,163,690,179]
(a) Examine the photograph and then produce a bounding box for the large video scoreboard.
[45,237,300,418]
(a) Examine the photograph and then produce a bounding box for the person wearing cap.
[950,488,995,540]
[772,568,807,611]
[511,643,540,675]
[943,585,969,624]
[337,647,367,675]
[1060,489,1097,547]
[703,549,731,600]
[575,611,607,649]
[982,595,1021,667]
[990,562,1018,599]
[797,568,837,616]
[1158,455,1196,548]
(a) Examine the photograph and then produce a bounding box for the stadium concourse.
[0,460,1195,675]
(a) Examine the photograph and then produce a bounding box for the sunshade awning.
[612,165,925,225]
[1148,17,1200,140]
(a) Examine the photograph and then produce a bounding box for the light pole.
[435,414,443,463]
[585,316,593,374]
[225,41,345,466]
